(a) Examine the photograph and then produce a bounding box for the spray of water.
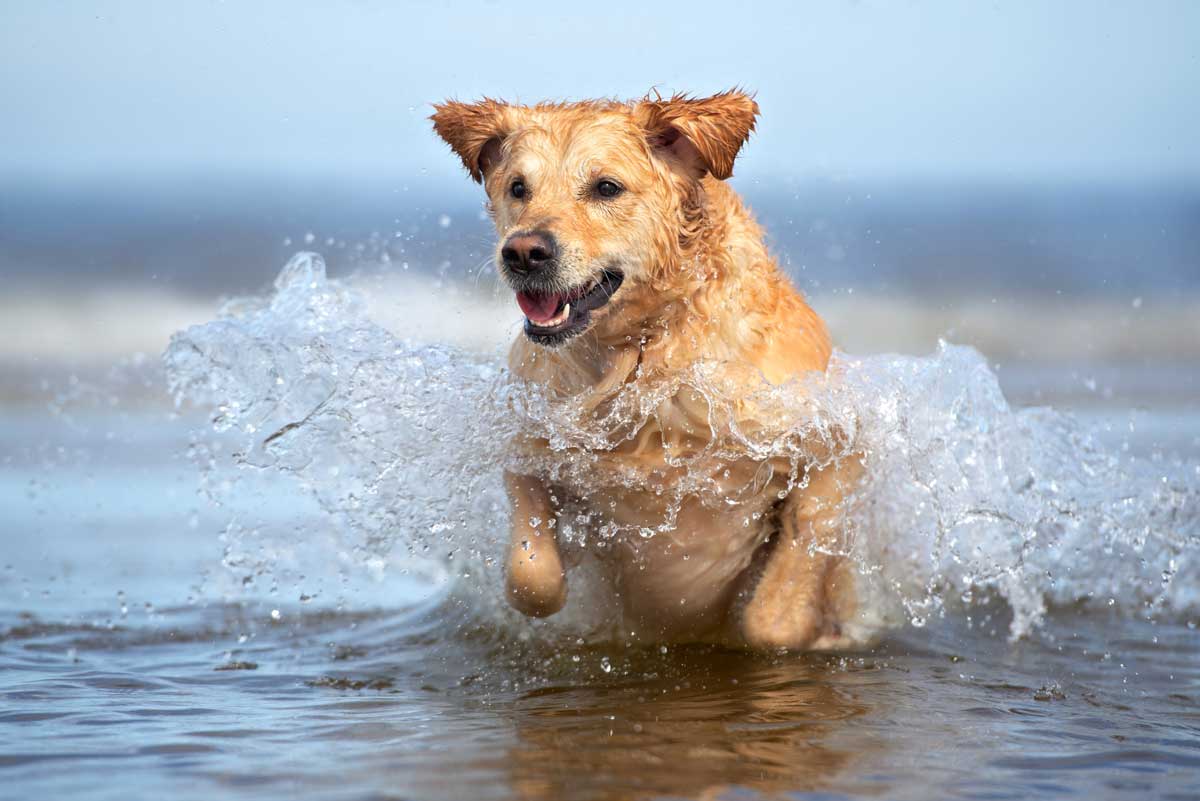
[165,253,1199,641]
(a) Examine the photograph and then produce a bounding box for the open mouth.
[515,269,625,345]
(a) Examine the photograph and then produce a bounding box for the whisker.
[472,255,496,289]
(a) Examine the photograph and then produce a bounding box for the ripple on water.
[0,597,1197,800]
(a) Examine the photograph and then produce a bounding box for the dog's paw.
[739,601,823,651]
[809,629,856,652]
[505,549,567,618]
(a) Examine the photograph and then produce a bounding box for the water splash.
[165,253,1200,640]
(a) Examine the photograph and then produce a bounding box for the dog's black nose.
[501,231,557,274]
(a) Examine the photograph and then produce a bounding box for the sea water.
[2,251,1197,800]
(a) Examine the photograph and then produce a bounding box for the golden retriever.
[432,90,862,650]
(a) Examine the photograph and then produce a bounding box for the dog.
[432,90,862,650]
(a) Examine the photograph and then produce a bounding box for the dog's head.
[431,90,758,346]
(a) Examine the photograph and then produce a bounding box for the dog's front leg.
[503,472,567,617]
[740,456,863,650]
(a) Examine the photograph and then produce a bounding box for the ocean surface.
[2,177,1199,799]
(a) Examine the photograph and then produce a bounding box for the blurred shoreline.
[1,273,1197,410]
[3,274,1199,360]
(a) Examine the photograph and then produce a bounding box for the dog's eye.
[595,179,623,199]
[510,180,526,199]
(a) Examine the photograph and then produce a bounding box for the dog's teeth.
[530,303,570,328]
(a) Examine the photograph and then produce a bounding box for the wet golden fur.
[432,90,862,649]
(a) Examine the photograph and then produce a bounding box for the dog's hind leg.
[504,472,567,617]
[739,456,863,650]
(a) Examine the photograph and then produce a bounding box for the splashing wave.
[165,253,1199,640]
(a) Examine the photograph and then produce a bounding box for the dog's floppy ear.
[635,89,759,180]
[430,99,514,183]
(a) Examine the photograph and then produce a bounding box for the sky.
[2,0,1198,183]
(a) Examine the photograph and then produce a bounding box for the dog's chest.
[560,386,794,536]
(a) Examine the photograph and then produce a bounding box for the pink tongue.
[517,291,563,323]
